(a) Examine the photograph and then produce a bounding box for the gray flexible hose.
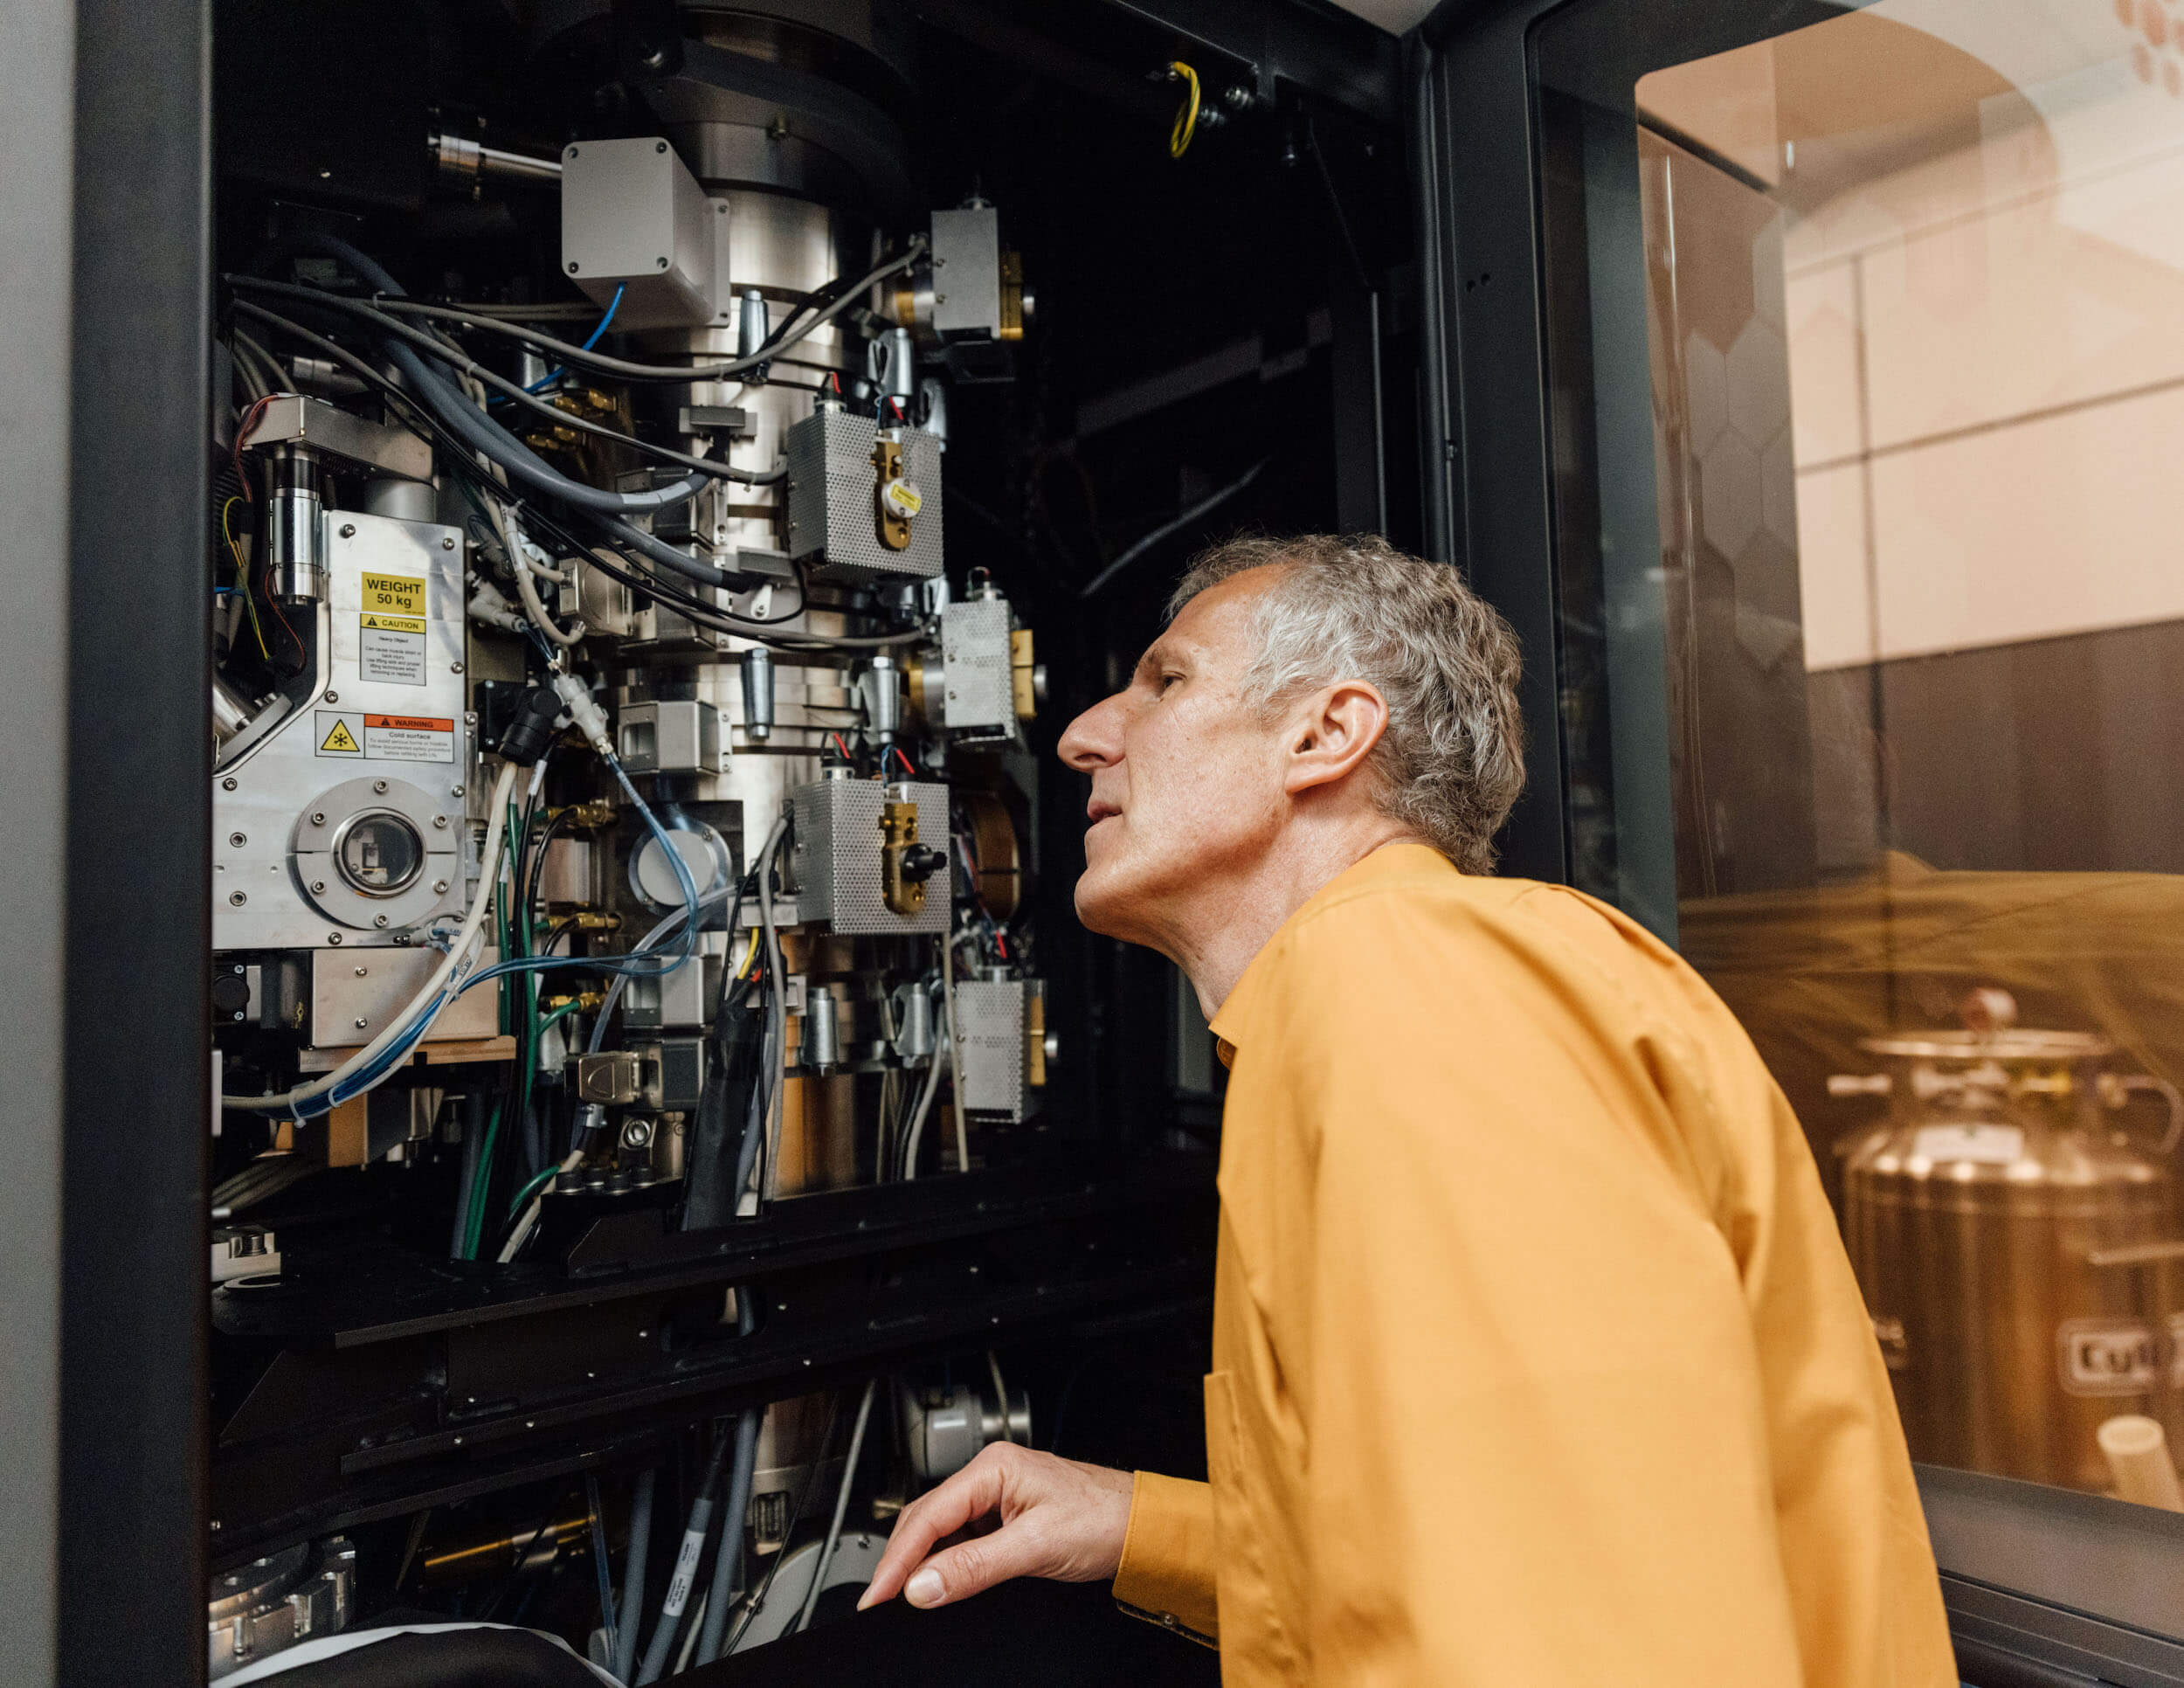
[694,1408,764,1664]
[636,1429,732,1684]
[795,1380,879,1634]
[612,1470,656,1685]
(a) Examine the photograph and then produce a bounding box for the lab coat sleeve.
[1255,897,1812,1685]
[1111,1470,1220,1642]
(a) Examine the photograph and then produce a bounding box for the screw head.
[373,915,390,928]
[228,890,247,906]
[222,777,238,792]
[451,661,465,674]
[310,811,326,825]
[228,832,246,847]
[452,783,466,796]
[655,140,667,153]
[432,879,448,894]
[354,1016,369,1029]
[311,881,326,893]
[372,779,388,794]
[655,255,669,269]
[328,932,342,945]
[232,1011,245,1021]
[442,535,456,550]
[355,965,368,977]
[568,261,580,273]
[232,964,245,974]
[432,814,448,829]
[339,522,356,538]
[324,689,339,703]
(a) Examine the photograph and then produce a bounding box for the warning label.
[359,612,428,685]
[314,710,365,757]
[364,714,455,764]
[360,571,425,618]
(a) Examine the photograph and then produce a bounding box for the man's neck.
[1171,819,1421,1020]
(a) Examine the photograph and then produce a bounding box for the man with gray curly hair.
[865,536,1952,1686]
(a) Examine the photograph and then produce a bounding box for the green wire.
[462,1098,505,1261]
[506,1162,562,1221]
[537,998,584,1034]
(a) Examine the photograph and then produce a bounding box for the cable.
[987,1352,1013,1443]
[694,1407,763,1664]
[518,282,622,393]
[943,943,967,1175]
[795,1379,879,1633]
[370,245,923,384]
[636,1424,732,1684]
[613,1470,657,1685]
[1077,457,1269,598]
[1170,61,1202,159]
[585,1475,619,1667]
[758,828,788,1202]
[227,273,720,510]
[899,942,950,1181]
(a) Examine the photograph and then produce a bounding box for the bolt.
[354,1016,368,1029]
[232,1011,245,1021]
[656,141,667,153]
[566,145,579,159]
[354,965,367,977]
[311,881,327,894]
[452,783,466,796]
[228,832,246,847]
[373,779,388,794]
[935,294,947,306]
[716,203,728,215]
[311,811,326,825]
[328,932,342,945]
[432,879,448,894]
[229,890,246,906]
[324,689,339,703]
[451,660,465,674]
[373,915,389,928]
[432,814,448,829]
[442,535,456,550]
[222,777,238,792]
[232,964,245,974]
[339,522,356,538]
[655,256,669,269]
[568,261,580,273]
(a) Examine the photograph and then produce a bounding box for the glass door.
[1531,0,2184,1507]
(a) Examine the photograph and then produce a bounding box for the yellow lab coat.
[1109,844,1955,1685]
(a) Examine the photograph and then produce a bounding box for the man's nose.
[1058,693,1124,772]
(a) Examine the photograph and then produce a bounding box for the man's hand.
[858,1444,1134,1612]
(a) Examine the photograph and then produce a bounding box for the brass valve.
[879,798,946,917]
[542,989,608,1013]
[872,434,920,551]
[550,800,619,831]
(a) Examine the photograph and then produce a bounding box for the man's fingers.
[896,1518,1050,1609]
[860,1458,1008,1607]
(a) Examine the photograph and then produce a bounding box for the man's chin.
[1071,864,1137,942]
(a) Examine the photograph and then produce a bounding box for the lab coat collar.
[1206,841,1454,1060]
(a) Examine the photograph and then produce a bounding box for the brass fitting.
[551,799,618,831]
[880,797,926,917]
[543,989,608,1013]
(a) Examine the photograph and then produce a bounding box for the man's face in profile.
[1059,568,1292,950]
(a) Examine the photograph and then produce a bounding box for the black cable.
[229,274,728,507]
[720,1392,846,1657]
[367,245,923,384]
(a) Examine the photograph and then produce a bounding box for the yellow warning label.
[320,718,361,754]
[360,612,426,635]
[360,571,425,617]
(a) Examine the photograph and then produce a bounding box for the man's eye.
[1159,673,1183,691]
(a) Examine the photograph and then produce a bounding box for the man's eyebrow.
[1134,635,1187,675]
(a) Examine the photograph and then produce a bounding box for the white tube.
[2098,1415,2184,1510]
[796,1380,878,1633]
[943,941,967,1175]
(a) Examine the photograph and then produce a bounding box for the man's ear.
[1282,681,1389,795]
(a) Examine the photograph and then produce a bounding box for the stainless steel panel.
[788,778,951,935]
[784,409,945,584]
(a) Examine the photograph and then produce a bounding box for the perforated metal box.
[956,979,1029,1121]
[784,409,944,584]
[940,597,1015,732]
[788,778,951,935]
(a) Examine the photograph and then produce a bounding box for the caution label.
[359,612,428,685]
[314,710,365,757]
[360,571,425,618]
[364,713,455,764]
